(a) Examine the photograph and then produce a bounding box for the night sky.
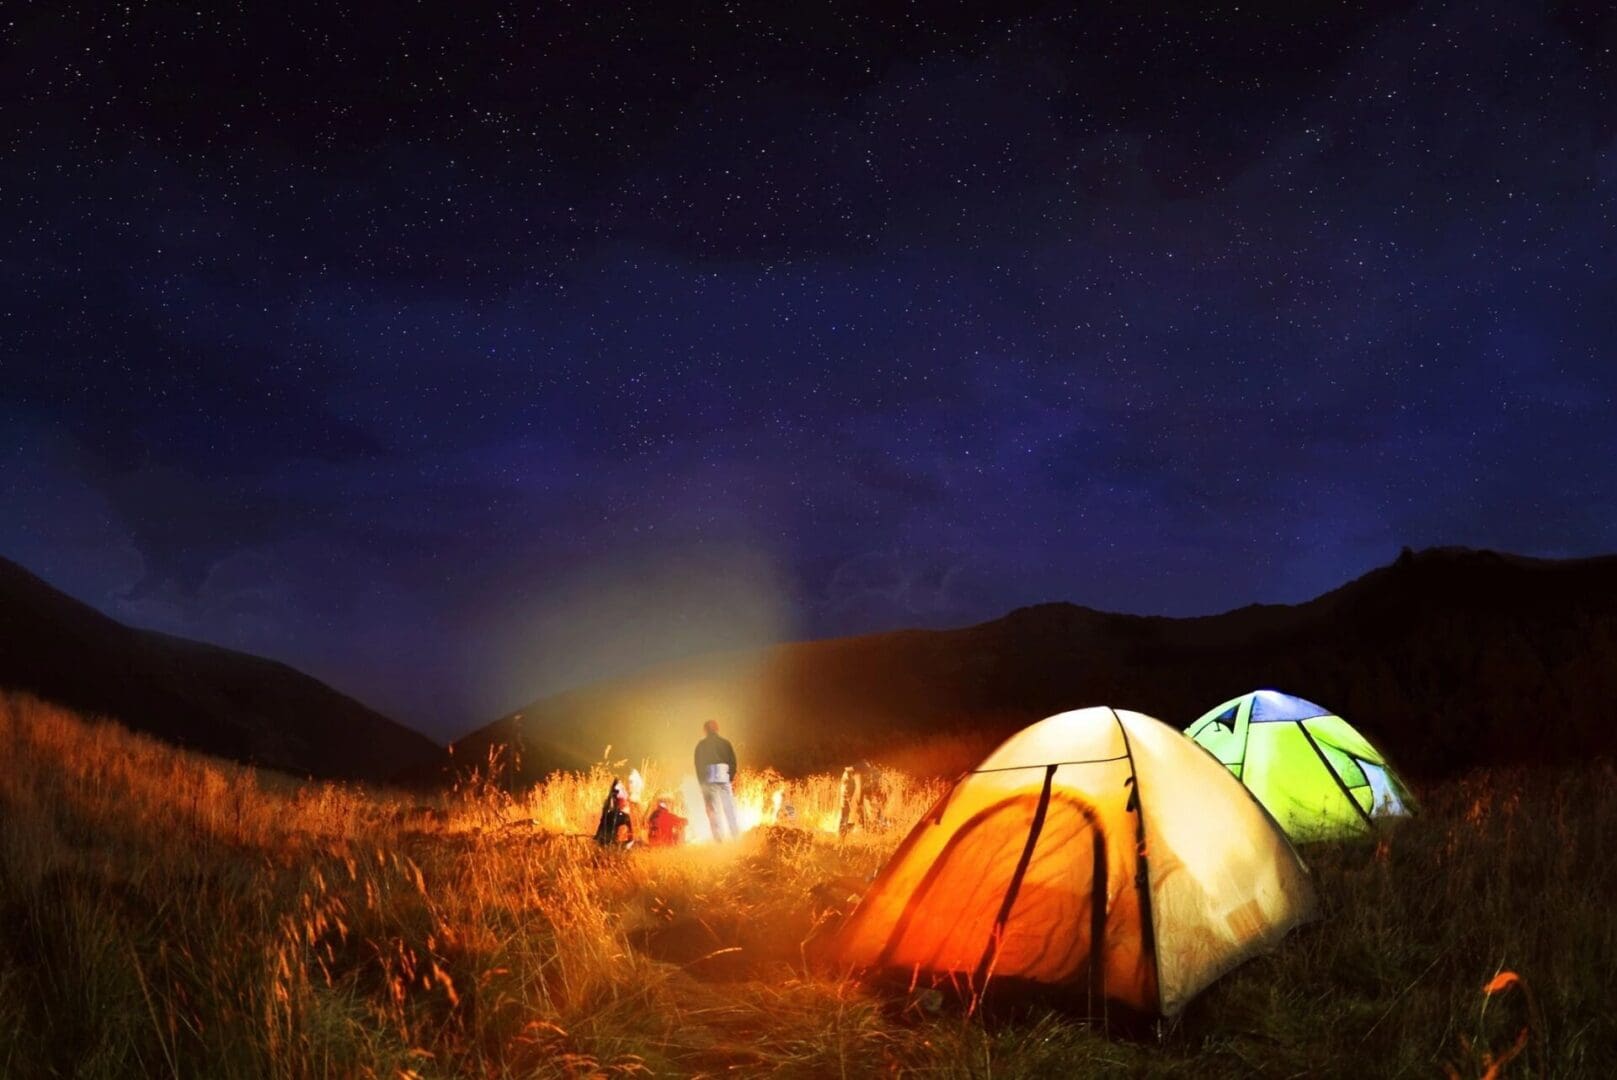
[5,2,1617,741]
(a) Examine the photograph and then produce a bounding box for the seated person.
[646,794,688,847]
[594,779,635,848]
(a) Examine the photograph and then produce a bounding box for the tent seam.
[1109,707,1162,1015]
[1294,720,1375,828]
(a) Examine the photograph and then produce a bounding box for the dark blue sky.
[5,2,1616,741]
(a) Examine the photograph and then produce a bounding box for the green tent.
[1184,690,1414,841]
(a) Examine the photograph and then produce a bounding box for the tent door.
[1359,760,1407,817]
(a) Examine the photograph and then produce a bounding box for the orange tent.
[833,707,1317,1015]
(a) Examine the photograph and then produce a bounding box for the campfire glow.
[675,774,840,842]
[514,759,934,845]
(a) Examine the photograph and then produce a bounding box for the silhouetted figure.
[694,719,741,841]
[838,759,886,835]
[594,778,634,847]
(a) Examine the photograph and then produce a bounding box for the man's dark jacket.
[694,732,738,783]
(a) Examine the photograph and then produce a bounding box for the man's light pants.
[701,782,740,841]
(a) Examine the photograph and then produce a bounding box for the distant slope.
[450,547,1617,783]
[0,556,439,781]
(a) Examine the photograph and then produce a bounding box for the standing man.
[694,719,741,841]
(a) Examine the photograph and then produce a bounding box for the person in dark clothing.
[594,778,634,847]
[694,719,741,841]
[838,760,886,835]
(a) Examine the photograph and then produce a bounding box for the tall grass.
[0,691,1611,1077]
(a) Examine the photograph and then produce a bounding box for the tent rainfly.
[1184,689,1415,842]
[832,707,1317,1016]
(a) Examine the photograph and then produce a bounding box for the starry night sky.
[5,2,1617,740]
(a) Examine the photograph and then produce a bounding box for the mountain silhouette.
[448,547,1617,783]
[0,556,439,781]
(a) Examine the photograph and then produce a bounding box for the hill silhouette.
[449,547,1617,784]
[0,556,439,781]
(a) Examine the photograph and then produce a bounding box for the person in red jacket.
[645,794,688,847]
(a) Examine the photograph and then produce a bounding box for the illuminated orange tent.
[833,707,1317,1015]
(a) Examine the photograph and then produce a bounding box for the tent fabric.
[1184,690,1415,841]
[832,707,1317,1016]
[1248,688,1331,723]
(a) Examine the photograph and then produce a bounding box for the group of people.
[593,720,888,849]
[593,719,744,848]
[593,778,692,848]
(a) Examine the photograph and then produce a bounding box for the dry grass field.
[1,691,1612,1077]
